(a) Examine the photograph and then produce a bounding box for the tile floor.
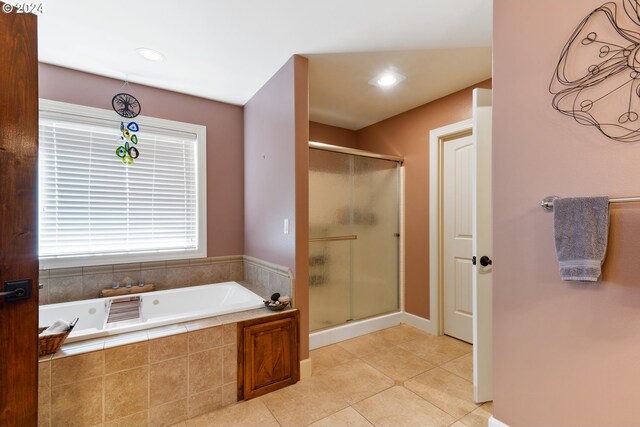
[170,324,493,427]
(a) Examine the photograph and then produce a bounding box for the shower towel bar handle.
[309,235,358,242]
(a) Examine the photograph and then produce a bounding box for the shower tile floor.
[171,324,493,427]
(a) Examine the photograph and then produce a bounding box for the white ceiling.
[33,0,492,108]
[308,49,492,130]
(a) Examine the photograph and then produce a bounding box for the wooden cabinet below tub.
[237,309,300,400]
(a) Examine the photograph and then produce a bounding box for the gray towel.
[553,196,609,282]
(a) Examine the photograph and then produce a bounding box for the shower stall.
[308,143,401,332]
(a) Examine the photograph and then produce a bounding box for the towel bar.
[541,195,640,212]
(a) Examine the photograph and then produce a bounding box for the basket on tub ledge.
[38,317,79,357]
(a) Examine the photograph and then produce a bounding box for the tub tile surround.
[243,255,294,302]
[39,255,291,306]
[37,308,289,427]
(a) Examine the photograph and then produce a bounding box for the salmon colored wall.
[244,56,310,358]
[309,121,358,149]
[244,58,297,268]
[357,79,491,319]
[38,63,244,257]
[494,1,640,425]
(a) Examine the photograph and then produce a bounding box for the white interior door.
[443,134,474,344]
[472,88,493,403]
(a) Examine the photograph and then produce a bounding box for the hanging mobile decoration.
[112,92,141,118]
[550,0,640,142]
[112,83,142,164]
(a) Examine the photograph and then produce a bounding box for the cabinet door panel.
[238,310,299,400]
[247,319,293,390]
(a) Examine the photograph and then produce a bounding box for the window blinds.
[39,112,200,264]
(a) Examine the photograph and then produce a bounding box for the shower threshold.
[309,311,403,350]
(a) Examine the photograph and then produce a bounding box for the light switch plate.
[284,218,289,234]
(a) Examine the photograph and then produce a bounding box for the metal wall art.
[550,0,640,142]
[112,87,141,164]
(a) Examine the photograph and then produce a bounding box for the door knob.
[0,288,26,297]
[479,256,492,267]
[1,279,32,302]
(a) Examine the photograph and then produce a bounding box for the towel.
[553,196,609,282]
[39,319,70,336]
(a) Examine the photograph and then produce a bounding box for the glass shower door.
[308,149,353,331]
[309,148,399,332]
[351,155,399,321]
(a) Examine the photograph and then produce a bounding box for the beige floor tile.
[337,333,393,357]
[404,368,478,419]
[449,422,468,427]
[440,353,473,381]
[308,407,374,427]
[374,324,432,346]
[186,399,279,427]
[361,346,436,382]
[458,404,493,427]
[310,344,357,374]
[399,335,471,366]
[352,386,454,427]
[482,401,493,414]
[319,359,394,404]
[260,375,349,427]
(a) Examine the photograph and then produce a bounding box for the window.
[39,99,207,269]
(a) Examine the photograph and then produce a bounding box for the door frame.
[0,5,40,426]
[428,119,473,336]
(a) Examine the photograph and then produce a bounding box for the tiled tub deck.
[37,308,286,427]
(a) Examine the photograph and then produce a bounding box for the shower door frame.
[308,142,403,333]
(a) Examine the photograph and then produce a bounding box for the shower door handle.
[309,235,358,242]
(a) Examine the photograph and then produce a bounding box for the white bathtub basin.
[39,282,264,343]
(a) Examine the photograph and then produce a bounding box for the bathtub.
[39,282,264,343]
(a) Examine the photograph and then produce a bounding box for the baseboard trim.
[402,312,435,335]
[309,312,403,350]
[308,311,438,350]
[488,416,510,427]
[299,358,312,380]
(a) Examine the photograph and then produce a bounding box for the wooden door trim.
[0,5,39,426]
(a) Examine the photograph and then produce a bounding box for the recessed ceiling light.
[137,48,165,62]
[369,70,406,89]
